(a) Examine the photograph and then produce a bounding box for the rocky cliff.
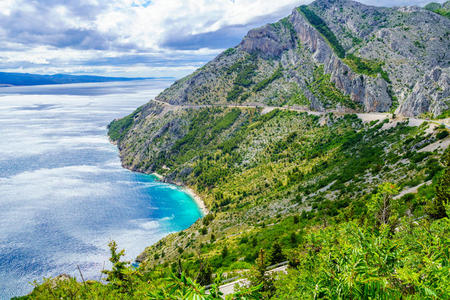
[155,0,449,117]
[105,1,450,294]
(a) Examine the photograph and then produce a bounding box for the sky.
[0,0,445,78]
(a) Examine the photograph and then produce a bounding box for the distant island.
[0,71,160,86]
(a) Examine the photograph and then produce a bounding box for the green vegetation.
[414,40,426,49]
[387,85,399,112]
[223,48,237,56]
[226,56,257,102]
[309,65,359,109]
[29,104,450,298]
[226,86,244,102]
[298,6,393,86]
[253,67,283,92]
[108,106,143,141]
[344,54,390,82]
[19,242,261,299]
[274,216,449,299]
[298,5,346,58]
[425,2,450,19]
[287,84,310,106]
[435,109,450,119]
[15,0,450,297]
[437,130,449,140]
[271,17,297,39]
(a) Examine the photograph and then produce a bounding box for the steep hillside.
[24,0,450,299]
[104,0,449,298]
[425,1,450,18]
[121,103,448,261]
[154,0,449,117]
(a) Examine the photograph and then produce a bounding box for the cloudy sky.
[0,0,445,78]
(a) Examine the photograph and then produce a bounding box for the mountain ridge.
[154,0,449,117]
[24,1,450,298]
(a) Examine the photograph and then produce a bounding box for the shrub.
[437,130,449,140]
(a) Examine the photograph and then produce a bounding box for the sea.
[0,80,202,298]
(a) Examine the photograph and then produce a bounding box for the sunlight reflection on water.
[0,80,202,298]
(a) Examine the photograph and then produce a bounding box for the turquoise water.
[0,80,202,298]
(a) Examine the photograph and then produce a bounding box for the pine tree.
[102,241,129,284]
[249,249,274,298]
[269,242,286,265]
[427,148,449,218]
[101,241,140,293]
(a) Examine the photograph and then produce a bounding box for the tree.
[366,183,399,227]
[249,249,274,298]
[269,242,286,265]
[427,148,449,219]
[221,246,228,258]
[196,258,213,286]
[101,241,140,293]
[290,232,297,245]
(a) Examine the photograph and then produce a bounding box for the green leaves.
[274,218,449,299]
[298,5,346,58]
[108,106,143,142]
[426,148,449,219]
[366,183,400,227]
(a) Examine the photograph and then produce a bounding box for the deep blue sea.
[0,80,202,299]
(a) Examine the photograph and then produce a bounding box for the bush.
[437,130,449,140]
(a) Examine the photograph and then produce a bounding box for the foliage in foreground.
[23,171,450,299]
[18,242,261,300]
[23,207,449,299]
[25,107,450,298]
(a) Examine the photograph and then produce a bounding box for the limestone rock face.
[240,25,295,58]
[155,0,449,116]
[399,68,450,117]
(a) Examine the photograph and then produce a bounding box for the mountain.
[425,1,450,18]
[154,0,449,117]
[0,72,153,86]
[26,0,450,299]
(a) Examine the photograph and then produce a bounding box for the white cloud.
[0,0,446,77]
[102,0,302,49]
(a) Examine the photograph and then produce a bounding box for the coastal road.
[219,264,289,296]
[150,99,450,129]
[206,262,289,297]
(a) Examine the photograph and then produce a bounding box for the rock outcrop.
[155,0,449,116]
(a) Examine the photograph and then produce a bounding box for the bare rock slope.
[156,0,449,117]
